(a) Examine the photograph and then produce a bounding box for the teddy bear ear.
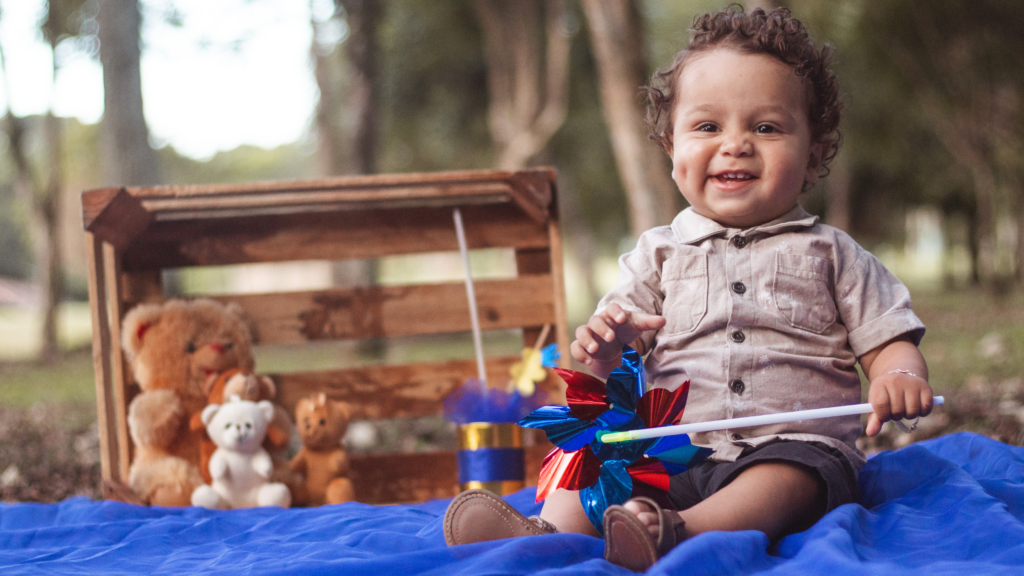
[258,400,274,423]
[121,303,166,360]
[259,376,277,398]
[201,403,221,427]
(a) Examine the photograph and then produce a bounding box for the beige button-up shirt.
[598,205,925,471]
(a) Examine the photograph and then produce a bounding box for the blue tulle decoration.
[443,379,549,424]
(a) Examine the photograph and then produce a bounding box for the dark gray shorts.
[663,440,859,524]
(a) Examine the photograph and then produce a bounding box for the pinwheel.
[518,347,712,533]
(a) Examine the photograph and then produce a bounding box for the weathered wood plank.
[121,204,549,271]
[102,242,133,480]
[271,356,531,420]
[201,275,555,345]
[115,167,554,223]
[81,188,154,251]
[348,443,554,504]
[85,233,118,481]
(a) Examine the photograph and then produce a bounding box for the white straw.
[601,396,945,443]
[453,208,487,390]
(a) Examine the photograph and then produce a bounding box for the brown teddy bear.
[190,369,295,484]
[121,298,255,506]
[290,393,356,506]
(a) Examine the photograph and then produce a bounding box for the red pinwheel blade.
[627,457,670,492]
[536,446,601,503]
[636,380,691,428]
[555,368,610,422]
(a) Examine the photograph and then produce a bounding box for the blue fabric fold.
[1,432,1022,575]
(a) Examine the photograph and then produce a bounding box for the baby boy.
[445,7,933,572]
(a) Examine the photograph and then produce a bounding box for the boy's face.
[669,49,824,228]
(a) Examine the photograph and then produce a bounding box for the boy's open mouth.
[712,171,756,182]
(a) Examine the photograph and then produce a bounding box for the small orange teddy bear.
[290,393,356,506]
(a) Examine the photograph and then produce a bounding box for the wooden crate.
[81,168,567,504]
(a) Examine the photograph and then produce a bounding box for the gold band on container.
[457,422,523,451]
[456,422,525,494]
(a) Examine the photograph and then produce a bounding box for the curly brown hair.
[645,6,842,177]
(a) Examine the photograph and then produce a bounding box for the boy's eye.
[696,123,719,133]
[755,124,776,134]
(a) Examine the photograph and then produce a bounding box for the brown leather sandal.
[603,497,687,572]
[443,489,557,546]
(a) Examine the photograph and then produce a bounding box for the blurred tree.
[581,0,678,236]
[473,0,571,170]
[98,0,160,186]
[0,0,90,361]
[854,0,1024,289]
[336,0,382,175]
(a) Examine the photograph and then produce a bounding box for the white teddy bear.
[190,396,292,509]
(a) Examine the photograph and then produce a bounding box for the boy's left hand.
[861,337,933,437]
[865,370,933,437]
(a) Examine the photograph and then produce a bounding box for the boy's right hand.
[570,303,666,378]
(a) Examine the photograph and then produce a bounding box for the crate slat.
[201,275,555,345]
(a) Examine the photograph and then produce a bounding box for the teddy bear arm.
[128,391,184,450]
[253,451,273,478]
[289,451,308,474]
[330,450,350,476]
[209,453,229,481]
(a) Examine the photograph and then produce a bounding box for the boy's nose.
[720,133,753,157]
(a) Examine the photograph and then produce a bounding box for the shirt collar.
[670,205,820,245]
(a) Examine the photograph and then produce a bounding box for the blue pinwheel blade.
[604,346,645,412]
[646,432,694,457]
[519,405,597,452]
[656,445,714,468]
[579,459,633,535]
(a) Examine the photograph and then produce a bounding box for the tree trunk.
[311,2,348,176]
[580,0,678,237]
[474,0,571,170]
[98,0,160,186]
[337,0,382,175]
[0,42,64,361]
[38,111,64,362]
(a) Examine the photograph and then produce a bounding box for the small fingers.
[869,385,893,427]
[602,303,629,325]
[920,389,934,417]
[888,387,906,422]
[586,316,617,346]
[865,413,882,437]
[573,325,600,358]
[903,388,922,421]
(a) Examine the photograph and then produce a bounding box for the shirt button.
[730,331,745,343]
[731,281,746,294]
[731,433,743,441]
[731,236,747,248]
[730,379,745,394]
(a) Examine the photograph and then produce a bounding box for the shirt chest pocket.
[772,253,837,334]
[661,254,708,335]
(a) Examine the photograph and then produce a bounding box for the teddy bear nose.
[210,343,225,354]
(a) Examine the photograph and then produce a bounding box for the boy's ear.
[804,140,827,185]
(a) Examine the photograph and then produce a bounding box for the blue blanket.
[1,432,1022,575]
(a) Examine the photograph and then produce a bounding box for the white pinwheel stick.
[453,208,487,392]
[600,396,945,444]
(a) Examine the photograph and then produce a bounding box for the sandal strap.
[626,496,687,557]
[528,515,558,534]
